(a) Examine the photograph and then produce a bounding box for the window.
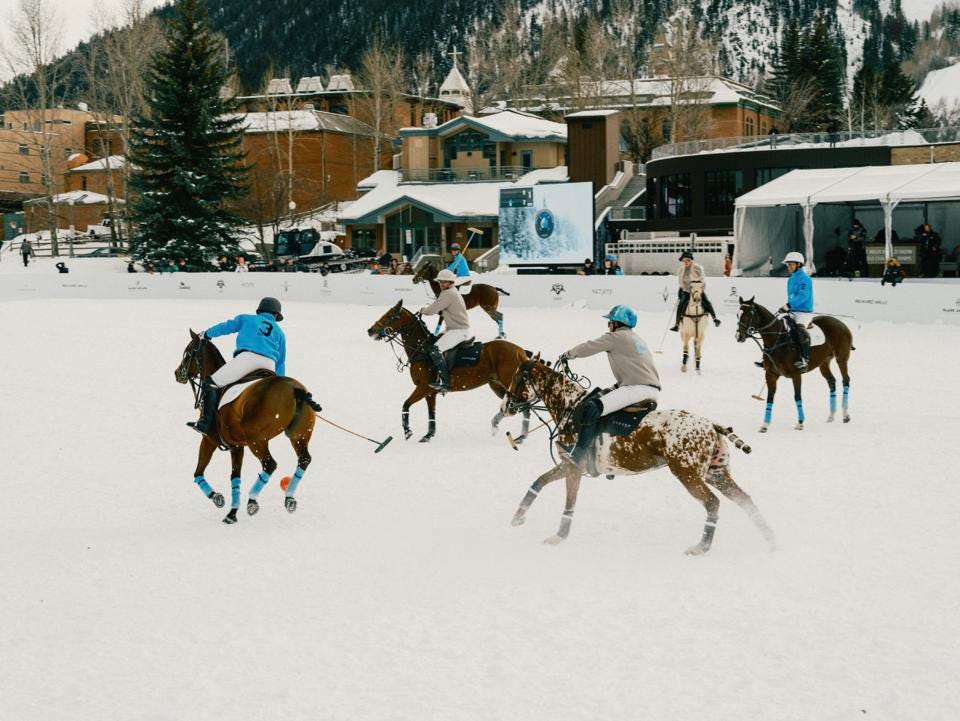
[661,121,672,143]
[19,172,30,184]
[352,228,377,252]
[704,170,744,215]
[659,173,691,218]
[520,150,533,170]
[19,144,28,155]
[64,147,73,157]
[756,167,793,186]
[744,116,755,136]
[82,176,88,191]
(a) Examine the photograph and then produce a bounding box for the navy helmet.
[256,297,283,321]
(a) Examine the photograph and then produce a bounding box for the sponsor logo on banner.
[550,283,565,296]
[216,279,225,289]
[592,288,613,296]
[393,287,412,292]
[178,281,191,290]
[16,283,37,292]
[941,298,960,313]
[127,280,147,292]
[662,286,670,302]
[854,298,888,305]
[723,286,740,307]
[317,278,332,295]
[241,282,254,288]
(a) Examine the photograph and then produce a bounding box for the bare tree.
[413,50,435,98]
[353,38,404,170]
[657,6,717,143]
[3,0,66,255]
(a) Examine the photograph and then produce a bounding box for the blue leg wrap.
[764,402,773,425]
[194,476,214,497]
[249,470,271,500]
[230,477,241,509]
[497,319,504,336]
[795,399,805,424]
[285,467,306,496]
[830,391,837,414]
[842,385,850,411]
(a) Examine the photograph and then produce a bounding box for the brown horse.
[175,330,320,523]
[500,358,776,553]
[413,262,509,337]
[367,300,531,442]
[735,298,854,432]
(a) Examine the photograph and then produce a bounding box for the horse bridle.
[376,306,434,372]
[178,337,207,409]
[504,359,589,458]
[737,304,792,360]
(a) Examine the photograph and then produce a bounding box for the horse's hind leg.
[709,466,776,550]
[836,351,852,423]
[791,373,805,430]
[192,435,224,509]
[512,463,566,527]
[669,460,720,555]
[245,439,278,517]
[544,466,583,545]
[418,392,437,443]
[222,445,245,524]
[482,304,505,338]
[820,364,838,422]
[282,429,314,514]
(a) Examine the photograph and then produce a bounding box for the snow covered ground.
[1,298,957,721]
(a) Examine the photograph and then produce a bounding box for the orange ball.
[280,476,292,491]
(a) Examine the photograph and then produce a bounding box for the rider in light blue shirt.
[447,242,470,278]
[780,252,813,369]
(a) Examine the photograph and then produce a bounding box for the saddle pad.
[219,379,262,409]
[806,323,826,347]
[601,407,654,437]
[453,341,483,368]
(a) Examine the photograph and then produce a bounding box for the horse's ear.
[190,328,198,339]
[737,296,743,304]
[533,351,541,361]
[392,299,403,310]
[748,295,755,304]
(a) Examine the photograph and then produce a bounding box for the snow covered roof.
[327,74,355,91]
[735,162,960,208]
[24,190,122,206]
[240,110,376,136]
[918,62,960,111]
[68,155,126,172]
[266,78,293,95]
[296,76,325,93]
[342,167,569,223]
[401,109,567,142]
[565,109,620,118]
[440,65,471,95]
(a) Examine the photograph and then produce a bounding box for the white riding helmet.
[782,251,805,265]
[436,269,457,283]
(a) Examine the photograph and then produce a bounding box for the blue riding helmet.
[602,304,637,328]
[606,253,617,262]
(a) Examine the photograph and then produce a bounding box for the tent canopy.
[733,162,960,275]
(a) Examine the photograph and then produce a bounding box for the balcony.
[609,207,647,221]
[650,127,960,161]
[398,166,542,183]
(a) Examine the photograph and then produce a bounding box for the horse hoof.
[684,543,708,556]
[696,369,702,376]
[222,509,238,525]
[419,434,433,443]
[794,423,804,431]
[490,425,498,437]
[210,492,225,508]
[681,365,687,373]
[285,497,297,513]
[511,514,526,527]
[843,415,851,424]
[543,534,565,546]
[826,415,835,423]
[758,425,768,434]
[403,429,412,440]
[247,499,259,516]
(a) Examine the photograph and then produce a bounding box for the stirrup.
[669,325,679,332]
[794,359,808,370]
[754,361,764,368]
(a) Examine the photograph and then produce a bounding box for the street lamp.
[67,198,75,259]
[288,199,296,225]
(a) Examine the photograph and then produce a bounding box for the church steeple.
[439,46,472,112]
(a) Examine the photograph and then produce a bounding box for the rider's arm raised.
[205,315,243,338]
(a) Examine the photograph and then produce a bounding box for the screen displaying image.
[498,182,594,264]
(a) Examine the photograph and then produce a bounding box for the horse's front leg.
[695,331,702,374]
[245,440,278,517]
[681,332,689,372]
[791,373,805,430]
[544,465,583,545]
[512,463,566,526]
[223,445,245,524]
[192,435,224,509]
[760,372,778,433]
[402,386,429,441]
[419,391,437,443]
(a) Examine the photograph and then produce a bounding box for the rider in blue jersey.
[780,252,813,370]
[447,242,470,288]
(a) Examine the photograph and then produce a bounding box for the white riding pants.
[211,351,275,387]
[435,328,472,353]
[600,385,660,416]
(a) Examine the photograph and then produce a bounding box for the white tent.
[733,162,960,275]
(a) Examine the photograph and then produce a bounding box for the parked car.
[77,246,128,258]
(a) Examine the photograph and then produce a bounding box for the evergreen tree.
[128,0,247,269]
[796,15,845,130]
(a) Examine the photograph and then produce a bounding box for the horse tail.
[495,287,511,296]
[287,386,322,437]
[714,424,752,454]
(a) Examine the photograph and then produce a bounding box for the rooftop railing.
[650,127,960,161]
[398,165,542,183]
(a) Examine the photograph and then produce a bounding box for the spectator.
[127,260,137,273]
[848,218,867,242]
[378,250,394,268]
[873,228,900,244]
[823,244,847,277]
[723,254,733,277]
[234,256,248,272]
[21,238,34,267]
[55,261,69,274]
[162,259,177,273]
[761,256,774,276]
[399,261,413,275]
[846,230,867,277]
[388,258,400,275]
[577,258,595,276]
[146,261,157,275]
[272,256,284,272]
[217,256,232,272]
[880,257,905,286]
[602,254,624,276]
[369,262,384,275]
[915,223,942,277]
[768,127,779,148]
[178,257,188,272]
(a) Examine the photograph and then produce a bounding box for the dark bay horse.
[175,330,320,523]
[367,300,530,442]
[501,358,775,553]
[413,262,510,337]
[735,297,854,432]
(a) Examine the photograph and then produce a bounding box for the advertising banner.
[498,182,594,265]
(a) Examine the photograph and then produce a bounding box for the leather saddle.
[216,368,276,401]
[448,339,482,368]
[600,399,658,437]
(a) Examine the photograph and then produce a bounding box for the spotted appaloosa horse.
[175,331,319,524]
[501,358,776,553]
[735,297,854,433]
[680,280,709,374]
[413,262,510,338]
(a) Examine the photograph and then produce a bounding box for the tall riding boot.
[793,328,810,370]
[670,294,688,332]
[187,379,218,435]
[568,398,602,465]
[427,345,450,393]
[702,294,721,326]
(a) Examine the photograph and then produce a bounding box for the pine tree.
[796,15,845,131]
[128,0,247,269]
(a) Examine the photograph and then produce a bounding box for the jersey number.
[258,321,273,337]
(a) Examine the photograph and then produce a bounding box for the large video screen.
[498,182,594,265]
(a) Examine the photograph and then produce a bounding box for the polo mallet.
[506,421,547,450]
[751,381,766,401]
[655,300,679,354]
[464,226,484,252]
[317,415,393,453]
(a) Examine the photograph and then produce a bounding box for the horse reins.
[181,338,208,410]
[739,308,793,365]
[378,308,434,373]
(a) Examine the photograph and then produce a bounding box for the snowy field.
[1,298,957,721]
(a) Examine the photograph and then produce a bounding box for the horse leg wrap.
[557,510,574,539]
[194,475,214,497]
[795,399,805,424]
[700,519,717,549]
[249,470,271,500]
[829,391,837,415]
[842,385,850,411]
[519,487,539,512]
[230,477,241,510]
[497,319,504,337]
[682,351,689,366]
[696,359,701,371]
[764,402,773,425]
[285,466,306,497]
